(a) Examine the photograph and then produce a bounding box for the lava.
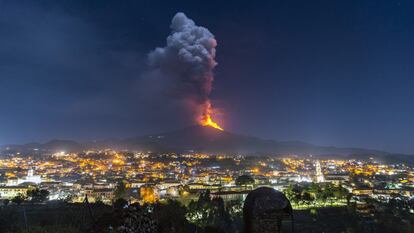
[200,114,223,131]
[198,102,223,131]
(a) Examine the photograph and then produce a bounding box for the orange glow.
[200,114,223,130]
[198,101,223,131]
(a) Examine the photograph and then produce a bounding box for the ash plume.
[145,12,219,125]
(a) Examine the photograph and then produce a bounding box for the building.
[352,188,374,196]
[211,190,250,201]
[140,186,158,203]
[187,183,221,191]
[0,186,28,199]
[16,168,42,185]
[84,188,115,204]
[315,160,325,183]
[324,173,349,186]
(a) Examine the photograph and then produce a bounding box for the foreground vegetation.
[1,190,414,233]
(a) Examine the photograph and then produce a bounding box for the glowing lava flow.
[200,114,223,131]
[198,102,223,131]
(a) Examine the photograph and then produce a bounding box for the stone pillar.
[243,187,292,233]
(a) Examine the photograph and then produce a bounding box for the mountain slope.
[2,126,412,164]
[118,125,388,156]
[1,139,83,153]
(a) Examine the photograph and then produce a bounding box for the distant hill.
[1,139,83,154]
[116,125,388,156]
[1,125,413,163]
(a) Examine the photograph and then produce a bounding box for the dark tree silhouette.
[114,180,128,200]
[27,188,49,203]
[152,200,195,233]
[11,194,25,205]
[3,199,10,206]
[235,175,255,187]
[113,198,128,209]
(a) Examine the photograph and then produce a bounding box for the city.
[1,148,413,209]
[1,146,414,232]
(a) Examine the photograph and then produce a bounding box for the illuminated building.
[140,186,158,203]
[0,186,28,199]
[315,160,325,183]
[17,168,42,185]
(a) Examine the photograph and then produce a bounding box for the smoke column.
[146,12,222,130]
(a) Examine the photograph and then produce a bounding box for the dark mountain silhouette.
[117,125,388,156]
[1,126,413,163]
[1,139,83,153]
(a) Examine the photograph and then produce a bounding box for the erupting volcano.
[199,101,223,131]
[146,12,224,130]
[200,113,223,131]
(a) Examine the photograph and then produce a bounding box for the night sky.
[1,0,413,153]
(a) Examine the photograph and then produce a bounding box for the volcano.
[3,125,413,164]
[116,125,389,156]
[120,125,237,152]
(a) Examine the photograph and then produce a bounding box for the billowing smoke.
[146,12,220,127]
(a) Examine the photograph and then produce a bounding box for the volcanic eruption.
[198,101,223,130]
[147,12,223,131]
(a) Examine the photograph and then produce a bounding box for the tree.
[3,199,10,206]
[309,183,323,201]
[64,194,74,203]
[225,200,243,232]
[153,200,194,233]
[27,188,49,203]
[226,200,243,218]
[235,175,255,187]
[346,193,354,207]
[114,180,127,200]
[333,185,349,201]
[302,191,314,207]
[113,198,128,209]
[284,184,303,206]
[320,184,335,205]
[12,194,25,205]
[208,197,232,232]
[186,192,233,232]
[187,191,211,228]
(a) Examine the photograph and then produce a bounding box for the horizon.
[2,124,410,156]
[1,1,414,154]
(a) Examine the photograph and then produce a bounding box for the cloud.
[142,12,218,124]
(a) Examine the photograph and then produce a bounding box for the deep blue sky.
[1,0,413,153]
